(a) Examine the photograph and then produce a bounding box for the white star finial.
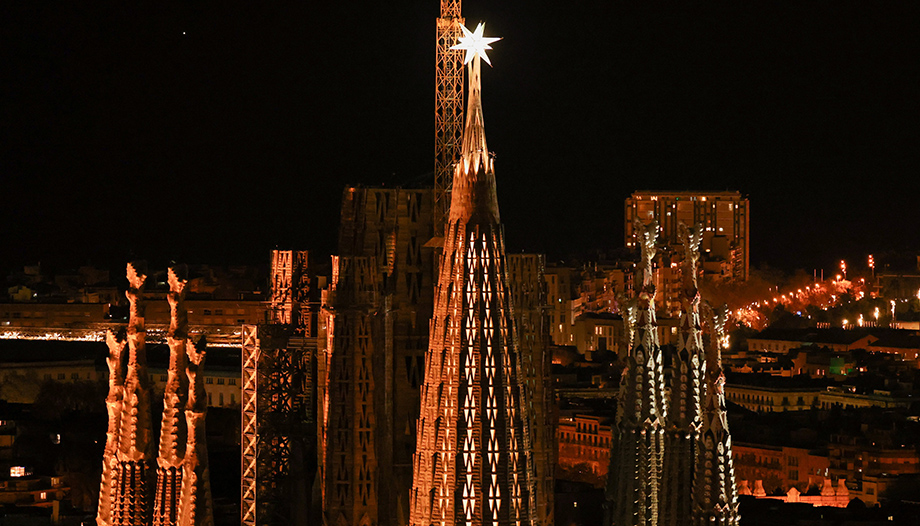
[451,22,501,66]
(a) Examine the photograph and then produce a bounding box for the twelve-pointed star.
[451,22,501,66]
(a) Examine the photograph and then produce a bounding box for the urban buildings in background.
[6,2,920,525]
[625,190,750,282]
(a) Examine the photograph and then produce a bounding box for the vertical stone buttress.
[154,266,190,526]
[324,256,383,525]
[661,224,705,526]
[113,262,155,525]
[693,306,740,525]
[605,220,666,526]
[409,40,534,526]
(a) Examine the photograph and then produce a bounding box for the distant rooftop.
[629,190,744,198]
[751,327,916,346]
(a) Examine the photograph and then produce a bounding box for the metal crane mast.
[433,0,465,234]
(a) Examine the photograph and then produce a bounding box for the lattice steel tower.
[434,0,465,233]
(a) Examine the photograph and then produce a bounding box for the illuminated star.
[451,22,501,66]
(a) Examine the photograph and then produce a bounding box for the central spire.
[411,22,536,526]
[449,22,501,224]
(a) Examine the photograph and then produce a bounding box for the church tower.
[693,306,740,525]
[605,220,667,526]
[661,224,705,526]
[409,23,535,526]
[98,263,213,526]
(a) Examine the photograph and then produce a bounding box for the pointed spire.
[98,329,127,526]
[411,21,535,526]
[693,303,740,525]
[661,223,706,526]
[448,23,501,225]
[153,265,190,526]
[606,219,666,526]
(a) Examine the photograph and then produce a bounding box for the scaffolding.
[241,250,318,525]
[269,250,311,331]
[241,325,317,526]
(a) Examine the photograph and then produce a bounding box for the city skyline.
[3,2,918,275]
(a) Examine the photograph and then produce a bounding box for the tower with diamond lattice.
[409,23,536,526]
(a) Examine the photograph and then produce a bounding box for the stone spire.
[605,219,667,526]
[661,223,705,526]
[97,329,127,526]
[323,255,383,526]
[112,261,155,525]
[409,22,535,526]
[447,22,500,226]
[694,305,740,525]
[98,262,214,526]
[178,338,214,526]
[154,265,190,526]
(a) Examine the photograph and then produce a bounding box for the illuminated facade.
[409,24,536,526]
[625,191,750,282]
[330,186,437,525]
[323,255,383,525]
[97,263,213,526]
[557,414,612,485]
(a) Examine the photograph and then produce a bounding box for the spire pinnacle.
[451,22,501,66]
[448,22,501,224]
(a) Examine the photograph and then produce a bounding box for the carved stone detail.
[98,262,213,526]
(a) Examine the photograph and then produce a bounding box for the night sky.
[3,2,918,276]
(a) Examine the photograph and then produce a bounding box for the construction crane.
[433,0,464,235]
